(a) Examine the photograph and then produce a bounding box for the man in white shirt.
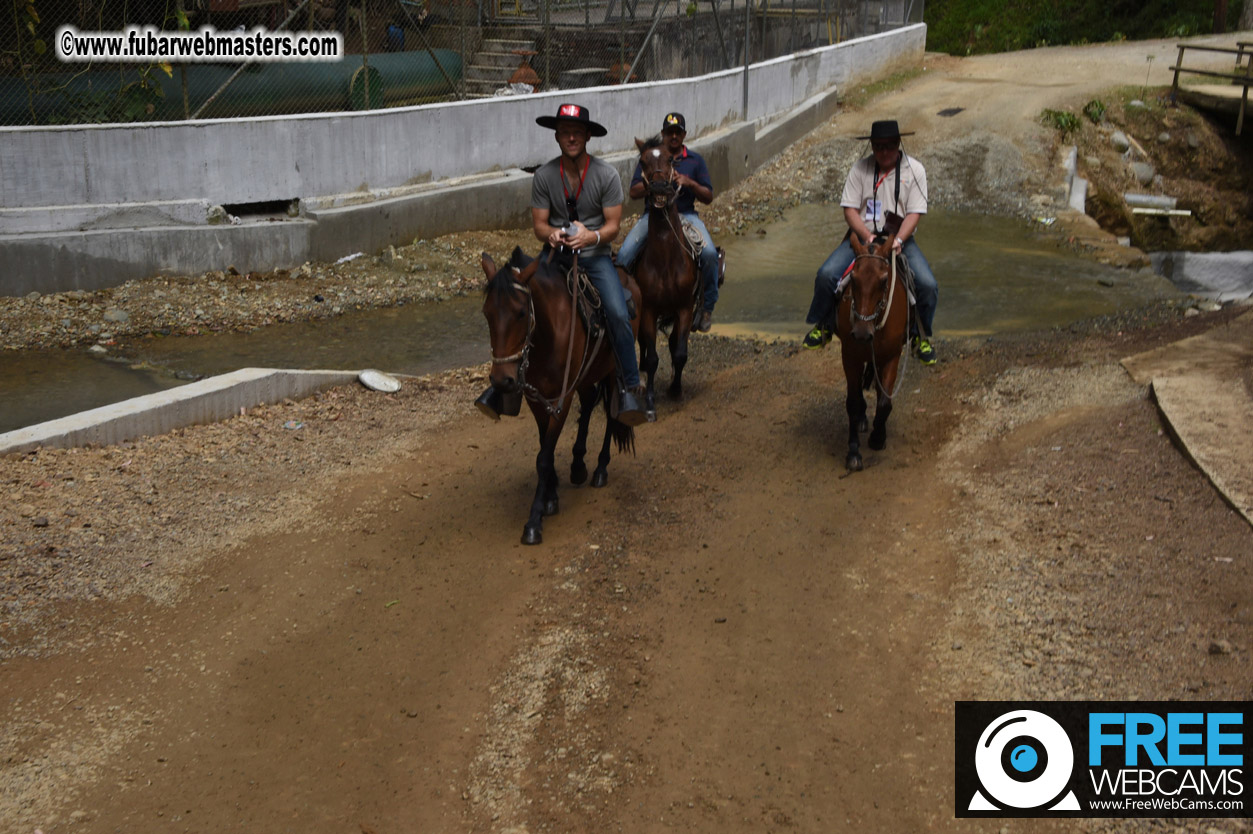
[802,120,939,365]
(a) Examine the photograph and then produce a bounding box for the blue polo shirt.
[629,146,713,216]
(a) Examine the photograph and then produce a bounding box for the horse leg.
[523,415,565,545]
[638,312,660,420]
[868,354,900,451]
[858,364,873,433]
[842,354,868,472]
[667,307,692,400]
[592,383,635,488]
[570,386,596,485]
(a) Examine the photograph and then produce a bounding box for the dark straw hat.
[856,120,915,141]
[661,112,686,132]
[536,103,608,137]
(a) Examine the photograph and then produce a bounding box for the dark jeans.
[807,237,938,337]
[583,253,640,388]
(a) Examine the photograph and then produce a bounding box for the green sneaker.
[802,326,831,350]
[913,337,937,365]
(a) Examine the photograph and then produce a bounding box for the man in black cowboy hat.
[530,103,646,424]
[802,119,939,365]
[616,111,721,332]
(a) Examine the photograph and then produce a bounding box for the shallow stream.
[1,207,1178,434]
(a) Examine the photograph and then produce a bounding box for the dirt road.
[4,37,1253,833]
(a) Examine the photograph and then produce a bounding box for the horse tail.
[599,380,636,455]
[608,417,636,455]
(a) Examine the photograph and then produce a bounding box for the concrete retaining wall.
[0,368,359,455]
[0,24,925,295]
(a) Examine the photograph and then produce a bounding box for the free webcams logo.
[968,709,1081,812]
[955,702,1249,819]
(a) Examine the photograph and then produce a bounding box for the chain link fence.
[0,0,922,125]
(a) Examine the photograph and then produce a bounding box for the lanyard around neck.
[562,155,591,210]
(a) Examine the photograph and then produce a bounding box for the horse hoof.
[591,470,608,488]
[667,386,683,401]
[869,432,887,451]
[521,527,543,545]
[846,454,863,471]
[543,498,559,517]
[570,463,588,485]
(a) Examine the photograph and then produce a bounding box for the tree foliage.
[925,0,1247,55]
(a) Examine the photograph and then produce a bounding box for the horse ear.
[874,237,894,259]
[516,258,539,285]
[481,252,497,280]
[509,246,533,269]
[849,235,867,257]
[635,137,647,152]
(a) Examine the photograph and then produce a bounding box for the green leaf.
[27,6,41,24]
[33,38,45,54]
[159,62,173,77]
[176,9,190,29]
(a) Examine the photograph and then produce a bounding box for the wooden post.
[1172,44,1185,100]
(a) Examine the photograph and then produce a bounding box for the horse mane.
[639,135,663,152]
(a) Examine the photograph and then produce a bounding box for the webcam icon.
[969,709,1081,811]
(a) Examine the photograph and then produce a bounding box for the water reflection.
[1,296,488,434]
[713,204,1178,339]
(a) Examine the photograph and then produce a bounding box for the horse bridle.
[489,273,535,367]
[848,253,898,331]
[488,264,605,418]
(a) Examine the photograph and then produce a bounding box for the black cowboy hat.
[856,120,915,141]
[536,103,608,138]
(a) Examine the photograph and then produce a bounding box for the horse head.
[635,136,676,210]
[481,248,538,407]
[846,236,895,343]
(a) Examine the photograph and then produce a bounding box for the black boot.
[614,383,647,427]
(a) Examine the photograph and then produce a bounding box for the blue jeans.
[617,212,720,313]
[582,253,640,388]
[807,237,938,337]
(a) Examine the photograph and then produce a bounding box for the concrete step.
[480,38,536,53]
[464,78,512,94]
[476,51,531,69]
[465,64,517,83]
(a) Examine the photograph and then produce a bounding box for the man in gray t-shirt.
[530,103,645,425]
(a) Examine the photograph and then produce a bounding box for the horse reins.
[490,259,606,419]
[847,251,910,399]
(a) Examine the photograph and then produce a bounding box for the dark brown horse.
[631,136,701,420]
[481,247,642,545]
[833,235,910,471]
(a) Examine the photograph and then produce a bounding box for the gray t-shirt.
[530,155,623,258]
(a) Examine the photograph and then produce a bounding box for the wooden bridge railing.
[1170,42,1252,135]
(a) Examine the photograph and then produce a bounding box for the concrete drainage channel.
[0,368,379,456]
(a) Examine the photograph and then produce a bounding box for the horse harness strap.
[514,254,609,419]
[490,280,534,364]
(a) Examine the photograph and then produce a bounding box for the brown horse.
[481,247,642,545]
[833,235,911,471]
[631,136,701,420]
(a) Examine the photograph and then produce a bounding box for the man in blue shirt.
[615,112,720,332]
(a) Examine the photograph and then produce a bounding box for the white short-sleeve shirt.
[839,154,928,230]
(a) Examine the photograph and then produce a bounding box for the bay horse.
[632,136,701,420]
[481,247,642,545]
[833,235,910,471]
